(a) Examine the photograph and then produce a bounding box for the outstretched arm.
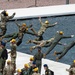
[8,12,16,19]
[47,22,57,28]
[63,35,74,38]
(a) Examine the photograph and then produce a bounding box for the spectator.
[43,64,54,75]
[3,60,14,75]
[21,63,30,75]
[32,67,40,75]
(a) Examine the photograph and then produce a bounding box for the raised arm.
[39,17,44,25]
[15,20,20,28]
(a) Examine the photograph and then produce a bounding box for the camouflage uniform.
[0,10,15,36]
[21,68,30,75]
[28,61,33,67]
[54,40,75,60]
[10,43,17,72]
[3,63,14,75]
[1,21,34,46]
[28,38,66,51]
[32,72,40,75]
[45,31,74,56]
[66,62,75,75]
[31,18,57,41]
[66,68,75,75]
[29,62,37,75]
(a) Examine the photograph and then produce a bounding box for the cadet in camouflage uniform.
[44,31,74,57]
[29,61,37,75]
[66,60,75,75]
[43,64,54,75]
[8,39,17,73]
[66,67,75,75]
[3,60,14,75]
[32,67,40,75]
[16,69,22,75]
[28,57,34,67]
[27,38,66,52]
[0,10,15,36]
[21,64,30,75]
[53,40,75,61]
[34,47,44,73]
[30,17,57,41]
[1,20,34,46]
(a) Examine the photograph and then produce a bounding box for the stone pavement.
[0,0,75,10]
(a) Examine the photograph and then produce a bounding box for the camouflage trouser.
[0,58,5,74]
[36,60,41,73]
[0,23,7,37]
[11,57,16,72]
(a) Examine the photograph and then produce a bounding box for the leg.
[0,29,7,37]
[5,33,18,42]
[38,35,43,41]
[34,35,43,41]
[45,43,56,55]
[53,51,62,56]
[30,28,38,36]
[57,41,75,60]
[17,33,23,46]
[17,39,22,46]
[11,57,16,73]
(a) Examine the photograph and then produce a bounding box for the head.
[10,39,16,44]
[32,61,36,67]
[45,20,49,25]
[17,69,22,74]
[24,64,29,69]
[37,47,41,52]
[30,57,34,61]
[1,41,6,48]
[22,23,26,27]
[59,31,64,35]
[33,67,38,73]
[7,60,11,65]
[1,10,8,16]
[73,60,75,64]
[43,64,48,70]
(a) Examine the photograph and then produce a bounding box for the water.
[3,15,75,65]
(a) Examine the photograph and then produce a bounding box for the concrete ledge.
[0,4,75,20]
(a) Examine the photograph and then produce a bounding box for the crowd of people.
[0,10,75,75]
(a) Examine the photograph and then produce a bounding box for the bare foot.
[56,57,59,61]
[53,51,57,56]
